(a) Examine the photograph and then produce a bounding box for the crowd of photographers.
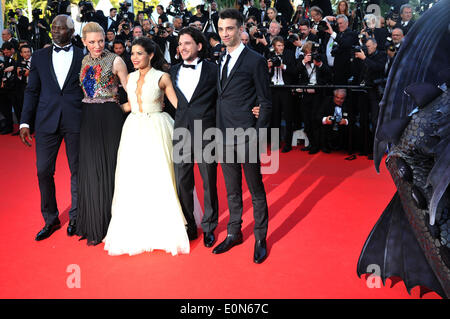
[0,0,416,159]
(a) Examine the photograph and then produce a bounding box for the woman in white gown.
[104,37,200,256]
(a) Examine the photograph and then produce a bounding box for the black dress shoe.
[213,232,243,254]
[67,219,77,236]
[253,239,267,264]
[35,222,61,241]
[308,147,320,154]
[203,232,215,248]
[321,147,331,154]
[281,145,292,153]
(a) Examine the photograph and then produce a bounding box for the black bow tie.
[53,45,72,52]
[182,63,196,69]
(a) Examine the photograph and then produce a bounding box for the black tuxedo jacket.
[331,28,359,83]
[395,20,415,35]
[170,60,218,132]
[297,59,332,85]
[21,46,84,133]
[154,35,179,65]
[216,47,272,144]
[269,49,298,85]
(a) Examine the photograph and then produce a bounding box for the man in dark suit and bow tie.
[170,27,219,248]
[19,15,84,241]
[214,8,272,264]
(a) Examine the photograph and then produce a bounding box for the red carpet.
[0,132,441,299]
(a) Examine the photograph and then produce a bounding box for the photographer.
[266,7,288,37]
[107,8,118,31]
[14,45,32,136]
[207,32,224,63]
[318,89,350,153]
[28,8,52,51]
[153,24,179,65]
[258,0,271,25]
[257,21,283,58]
[47,0,71,21]
[189,5,207,26]
[116,19,133,49]
[296,41,332,154]
[117,1,135,25]
[105,29,116,52]
[353,38,386,158]
[0,42,19,135]
[240,0,260,21]
[384,28,403,76]
[8,9,30,42]
[267,36,298,153]
[1,29,19,53]
[395,3,415,35]
[360,14,388,52]
[322,14,358,84]
[166,1,192,27]
[290,19,319,59]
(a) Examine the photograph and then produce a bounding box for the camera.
[385,37,396,52]
[254,26,267,39]
[7,9,16,19]
[18,60,30,77]
[317,19,336,33]
[311,42,321,62]
[79,1,95,22]
[143,6,154,16]
[351,44,368,59]
[268,48,282,67]
[329,108,343,131]
[32,8,42,18]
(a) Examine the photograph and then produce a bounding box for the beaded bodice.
[80,51,119,103]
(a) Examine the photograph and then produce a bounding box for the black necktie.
[53,45,72,52]
[182,63,196,69]
[221,54,231,87]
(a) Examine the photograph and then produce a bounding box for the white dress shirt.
[220,42,245,80]
[53,44,73,90]
[177,58,203,103]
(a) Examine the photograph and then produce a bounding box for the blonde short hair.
[82,22,105,39]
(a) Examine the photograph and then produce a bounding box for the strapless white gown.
[103,68,202,256]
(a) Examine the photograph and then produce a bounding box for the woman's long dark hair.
[131,37,169,72]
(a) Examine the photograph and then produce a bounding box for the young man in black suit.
[214,8,272,264]
[19,15,84,241]
[170,27,219,248]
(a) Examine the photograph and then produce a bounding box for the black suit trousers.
[300,92,322,148]
[220,143,268,241]
[35,127,79,225]
[271,88,294,144]
[0,89,19,131]
[174,139,219,233]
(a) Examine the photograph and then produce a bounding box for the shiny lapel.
[172,63,189,105]
[61,47,81,91]
[47,46,60,91]
[189,61,208,102]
